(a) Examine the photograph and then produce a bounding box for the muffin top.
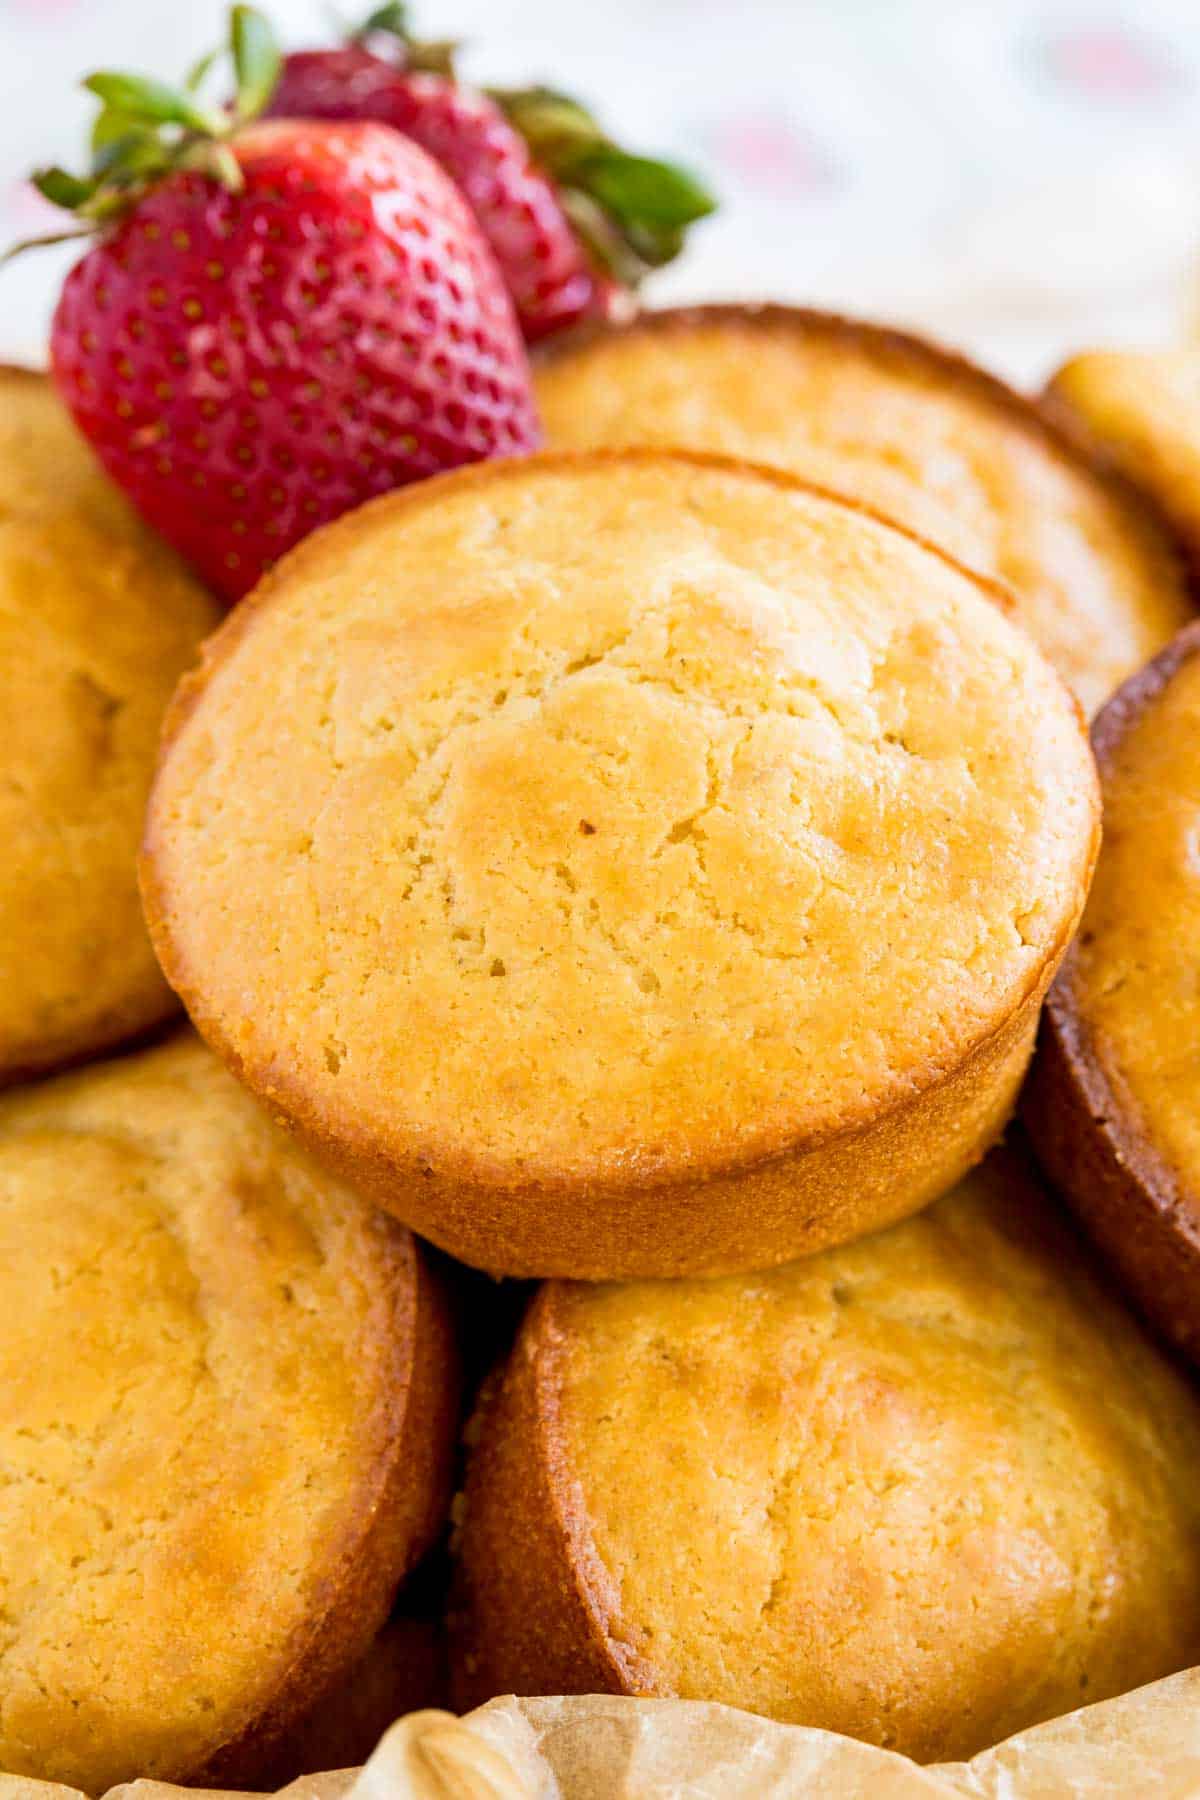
[0,367,218,1080]
[535,309,1193,714]
[1058,622,1200,1208]
[0,1033,436,1790]
[531,1148,1200,1760]
[145,452,1097,1195]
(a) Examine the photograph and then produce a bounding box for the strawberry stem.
[0,228,94,270]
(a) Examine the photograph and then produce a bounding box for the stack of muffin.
[7,312,1200,1789]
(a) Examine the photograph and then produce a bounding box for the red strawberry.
[265,7,716,343]
[20,8,540,600]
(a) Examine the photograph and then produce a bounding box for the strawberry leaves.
[15,6,281,246]
[354,2,412,39]
[490,86,715,283]
[231,5,283,121]
[84,71,222,134]
[580,150,715,233]
[30,169,95,211]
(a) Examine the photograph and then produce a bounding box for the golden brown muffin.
[535,307,1194,715]
[1047,348,1200,565]
[451,1145,1200,1763]
[0,366,219,1084]
[143,451,1099,1280]
[0,1032,460,1792]
[1025,620,1200,1366]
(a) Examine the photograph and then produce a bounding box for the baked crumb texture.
[0,1033,458,1791]
[144,452,1098,1279]
[451,1147,1200,1763]
[535,308,1195,715]
[0,367,219,1084]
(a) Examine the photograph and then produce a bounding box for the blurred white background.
[3,0,1200,382]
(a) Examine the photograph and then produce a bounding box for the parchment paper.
[8,1669,1200,1800]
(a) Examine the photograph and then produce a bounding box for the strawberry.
[17,7,539,600]
[265,5,716,343]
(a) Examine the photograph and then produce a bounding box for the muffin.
[143,451,1099,1279]
[256,1608,448,1781]
[534,307,1195,714]
[1026,620,1200,1366]
[0,366,219,1084]
[0,1032,459,1791]
[1047,348,1200,563]
[450,1146,1200,1763]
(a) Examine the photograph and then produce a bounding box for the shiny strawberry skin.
[50,118,540,600]
[268,48,624,341]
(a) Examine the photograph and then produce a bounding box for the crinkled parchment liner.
[7,1669,1200,1800]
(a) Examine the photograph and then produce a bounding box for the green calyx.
[489,87,716,285]
[351,2,458,76]
[346,5,717,281]
[16,5,279,246]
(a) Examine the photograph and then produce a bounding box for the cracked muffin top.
[0,367,218,1083]
[144,451,1097,1194]
[0,1031,457,1791]
[452,1147,1200,1761]
[535,308,1195,716]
